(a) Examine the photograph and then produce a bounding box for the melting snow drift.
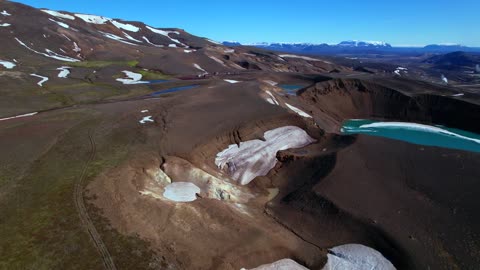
[285,103,312,118]
[56,66,71,78]
[30,74,49,86]
[139,116,154,124]
[163,182,201,202]
[116,70,148,84]
[41,10,74,20]
[215,126,316,185]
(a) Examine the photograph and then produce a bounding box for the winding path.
[74,130,117,270]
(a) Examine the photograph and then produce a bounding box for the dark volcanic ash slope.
[0,1,342,116]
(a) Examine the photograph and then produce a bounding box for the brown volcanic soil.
[2,1,480,270]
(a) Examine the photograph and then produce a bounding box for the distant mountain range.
[222,41,480,54]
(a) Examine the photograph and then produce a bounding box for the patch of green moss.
[68,60,139,68]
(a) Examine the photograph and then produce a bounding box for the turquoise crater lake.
[341,119,480,153]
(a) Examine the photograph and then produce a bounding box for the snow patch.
[141,110,149,113]
[0,23,11,27]
[99,31,138,46]
[263,80,278,86]
[206,38,221,45]
[41,10,74,20]
[15,37,79,62]
[209,56,227,66]
[75,14,110,24]
[285,103,312,118]
[0,60,16,69]
[183,49,194,53]
[56,66,71,78]
[123,32,143,43]
[111,20,139,32]
[73,42,81,52]
[215,126,315,185]
[323,244,396,270]
[30,74,49,86]
[194,63,207,74]
[139,116,154,124]
[146,26,186,47]
[441,74,448,84]
[142,36,164,47]
[116,70,149,84]
[242,259,308,270]
[452,93,464,97]
[1,10,11,16]
[266,91,279,105]
[48,18,70,29]
[168,44,177,48]
[0,112,38,122]
[163,182,201,202]
[224,79,240,84]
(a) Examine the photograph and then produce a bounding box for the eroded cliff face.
[298,78,480,133]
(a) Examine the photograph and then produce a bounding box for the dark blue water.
[150,85,199,96]
[279,84,304,95]
[341,119,480,153]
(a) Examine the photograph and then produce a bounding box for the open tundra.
[0,1,480,270]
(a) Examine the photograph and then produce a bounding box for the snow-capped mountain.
[337,40,391,48]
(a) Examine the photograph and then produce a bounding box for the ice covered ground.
[163,182,201,202]
[215,126,316,185]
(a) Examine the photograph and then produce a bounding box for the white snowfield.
[266,90,279,105]
[215,126,316,185]
[48,18,70,29]
[116,70,149,84]
[56,66,71,78]
[0,23,10,27]
[73,42,81,52]
[168,44,177,48]
[15,37,80,62]
[279,54,322,61]
[30,74,49,86]
[0,112,38,122]
[323,244,396,270]
[359,122,480,145]
[242,259,308,270]
[224,79,240,84]
[41,10,74,20]
[139,116,154,124]
[163,182,201,202]
[75,13,110,24]
[142,36,164,47]
[146,26,187,47]
[263,80,278,86]
[285,103,312,118]
[1,10,11,16]
[0,60,16,69]
[111,20,139,32]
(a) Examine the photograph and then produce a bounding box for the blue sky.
[13,0,480,46]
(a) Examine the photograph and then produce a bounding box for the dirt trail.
[74,130,117,270]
